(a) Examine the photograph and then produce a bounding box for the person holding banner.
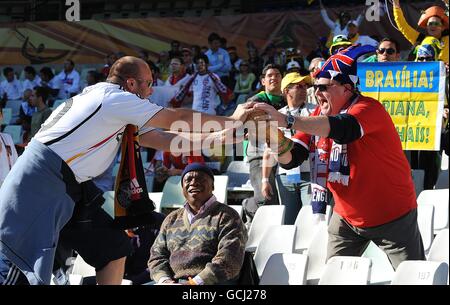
[393,0,449,64]
[408,36,444,190]
[254,45,425,269]
[0,56,254,285]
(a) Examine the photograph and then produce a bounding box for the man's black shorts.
[58,208,132,271]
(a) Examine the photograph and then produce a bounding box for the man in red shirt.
[255,44,425,268]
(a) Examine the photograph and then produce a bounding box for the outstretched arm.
[139,128,241,153]
[320,0,336,30]
[145,102,255,132]
[392,0,420,45]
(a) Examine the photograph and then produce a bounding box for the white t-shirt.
[0,79,23,100]
[189,73,220,115]
[0,133,18,186]
[22,76,42,93]
[56,70,80,99]
[34,82,163,182]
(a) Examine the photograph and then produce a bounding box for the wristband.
[261,178,270,183]
[278,140,294,157]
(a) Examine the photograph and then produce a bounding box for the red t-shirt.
[163,152,205,170]
[292,96,416,227]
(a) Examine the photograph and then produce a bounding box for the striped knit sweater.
[148,201,247,284]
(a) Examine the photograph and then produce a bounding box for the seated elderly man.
[148,163,247,285]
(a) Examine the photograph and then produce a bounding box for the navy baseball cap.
[181,163,214,184]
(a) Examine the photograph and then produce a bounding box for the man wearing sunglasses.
[255,45,425,270]
[376,39,401,62]
[0,56,255,285]
[364,38,401,63]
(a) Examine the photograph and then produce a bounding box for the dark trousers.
[410,151,440,190]
[327,209,425,269]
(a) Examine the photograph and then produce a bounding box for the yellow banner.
[358,62,446,151]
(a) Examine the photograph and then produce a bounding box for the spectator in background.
[0,108,19,188]
[247,48,263,80]
[319,0,363,45]
[149,163,247,285]
[148,62,164,87]
[157,51,171,82]
[307,37,329,62]
[191,45,202,59]
[286,60,302,74]
[233,61,256,106]
[329,35,352,55]
[182,48,196,75]
[205,32,232,87]
[261,72,315,214]
[164,57,191,88]
[1,67,23,122]
[363,38,401,62]
[16,89,35,140]
[346,20,379,48]
[307,57,325,105]
[285,48,309,76]
[227,46,242,87]
[262,43,284,67]
[243,64,285,221]
[56,59,80,99]
[29,87,52,139]
[22,66,42,94]
[393,0,448,63]
[1,67,22,102]
[101,52,118,78]
[154,150,205,188]
[170,55,231,115]
[169,40,182,59]
[39,67,60,99]
[410,36,443,190]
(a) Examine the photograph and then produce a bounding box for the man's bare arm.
[139,128,240,152]
[145,103,255,132]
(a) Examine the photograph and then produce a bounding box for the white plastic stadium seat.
[427,229,449,264]
[417,189,449,234]
[259,253,308,285]
[253,225,296,277]
[417,203,435,253]
[293,205,332,253]
[318,256,372,285]
[305,223,329,285]
[245,205,285,252]
[391,260,448,285]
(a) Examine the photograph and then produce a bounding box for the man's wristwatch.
[286,112,296,129]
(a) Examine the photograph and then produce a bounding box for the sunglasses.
[377,48,396,55]
[135,78,153,88]
[427,21,442,27]
[313,84,337,92]
[416,57,434,62]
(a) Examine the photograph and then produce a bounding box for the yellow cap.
[281,72,311,91]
